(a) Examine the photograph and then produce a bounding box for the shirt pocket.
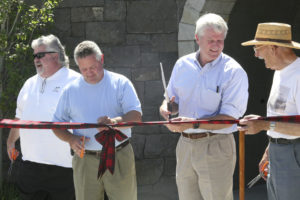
[199,88,221,113]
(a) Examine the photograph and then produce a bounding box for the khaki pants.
[72,144,137,200]
[176,134,236,200]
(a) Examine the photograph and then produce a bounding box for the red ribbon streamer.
[1,115,300,129]
[94,128,128,178]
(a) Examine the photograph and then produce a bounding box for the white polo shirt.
[167,51,249,134]
[16,67,80,167]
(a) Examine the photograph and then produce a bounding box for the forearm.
[265,121,300,136]
[7,128,20,145]
[196,114,236,130]
[53,129,73,143]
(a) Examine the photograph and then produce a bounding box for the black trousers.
[17,160,75,200]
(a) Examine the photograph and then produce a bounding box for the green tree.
[0,0,60,188]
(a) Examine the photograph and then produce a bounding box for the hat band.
[255,37,291,44]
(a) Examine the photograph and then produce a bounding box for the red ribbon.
[94,128,128,178]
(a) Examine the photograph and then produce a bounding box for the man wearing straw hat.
[160,13,249,200]
[239,23,300,200]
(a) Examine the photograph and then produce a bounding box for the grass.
[0,182,20,200]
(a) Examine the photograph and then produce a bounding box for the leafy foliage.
[0,0,60,118]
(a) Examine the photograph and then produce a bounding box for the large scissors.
[247,160,269,188]
[160,62,172,120]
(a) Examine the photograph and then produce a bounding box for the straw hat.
[241,22,300,49]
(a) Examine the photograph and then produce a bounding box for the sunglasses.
[33,51,57,59]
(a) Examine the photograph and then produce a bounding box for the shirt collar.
[194,50,222,69]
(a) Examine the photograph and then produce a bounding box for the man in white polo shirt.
[6,34,80,200]
[239,22,300,200]
[160,13,248,200]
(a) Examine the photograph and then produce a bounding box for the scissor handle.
[11,148,19,161]
[80,136,85,158]
[260,160,269,178]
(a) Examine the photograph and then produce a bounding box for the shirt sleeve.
[167,60,181,104]
[118,78,142,115]
[219,67,249,119]
[52,89,71,122]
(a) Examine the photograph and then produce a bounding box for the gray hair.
[195,13,228,39]
[31,34,69,68]
[74,41,103,65]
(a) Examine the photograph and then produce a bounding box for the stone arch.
[178,0,238,57]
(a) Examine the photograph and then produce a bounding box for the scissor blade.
[247,174,262,188]
[160,62,170,102]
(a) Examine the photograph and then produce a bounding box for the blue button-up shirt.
[167,51,249,134]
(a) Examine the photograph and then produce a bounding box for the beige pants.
[72,144,137,200]
[176,134,236,200]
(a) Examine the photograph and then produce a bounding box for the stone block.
[202,1,235,14]
[164,157,176,176]
[131,134,146,160]
[135,158,164,185]
[141,53,160,67]
[151,34,178,53]
[106,67,132,79]
[152,176,179,200]
[86,22,126,45]
[133,81,144,104]
[185,0,205,12]
[127,0,177,33]
[126,34,151,45]
[138,176,178,200]
[142,106,159,121]
[53,8,71,37]
[144,81,164,106]
[71,7,103,22]
[60,0,104,8]
[144,134,179,158]
[104,1,126,21]
[180,5,200,25]
[159,52,178,79]
[62,37,85,57]
[178,23,196,40]
[178,40,197,58]
[103,45,141,67]
[132,67,160,81]
[133,125,161,135]
[71,22,85,37]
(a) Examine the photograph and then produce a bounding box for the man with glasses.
[239,23,300,200]
[7,34,80,200]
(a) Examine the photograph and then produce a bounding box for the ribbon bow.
[94,127,128,178]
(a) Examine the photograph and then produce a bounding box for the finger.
[170,96,175,103]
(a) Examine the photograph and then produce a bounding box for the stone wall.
[53,0,186,199]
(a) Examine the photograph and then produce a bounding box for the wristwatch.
[269,121,276,131]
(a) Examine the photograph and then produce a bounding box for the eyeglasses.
[33,51,57,59]
[253,45,266,53]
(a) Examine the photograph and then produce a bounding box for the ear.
[101,54,104,65]
[195,34,199,42]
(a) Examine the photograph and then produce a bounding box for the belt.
[268,136,300,144]
[85,140,130,156]
[182,132,217,139]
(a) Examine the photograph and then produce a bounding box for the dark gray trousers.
[267,142,300,200]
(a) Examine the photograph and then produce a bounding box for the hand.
[69,135,90,157]
[97,116,117,132]
[259,147,269,181]
[238,114,268,135]
[165,116,194,133]
[7,141,19,161]
[160,96,175,120]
